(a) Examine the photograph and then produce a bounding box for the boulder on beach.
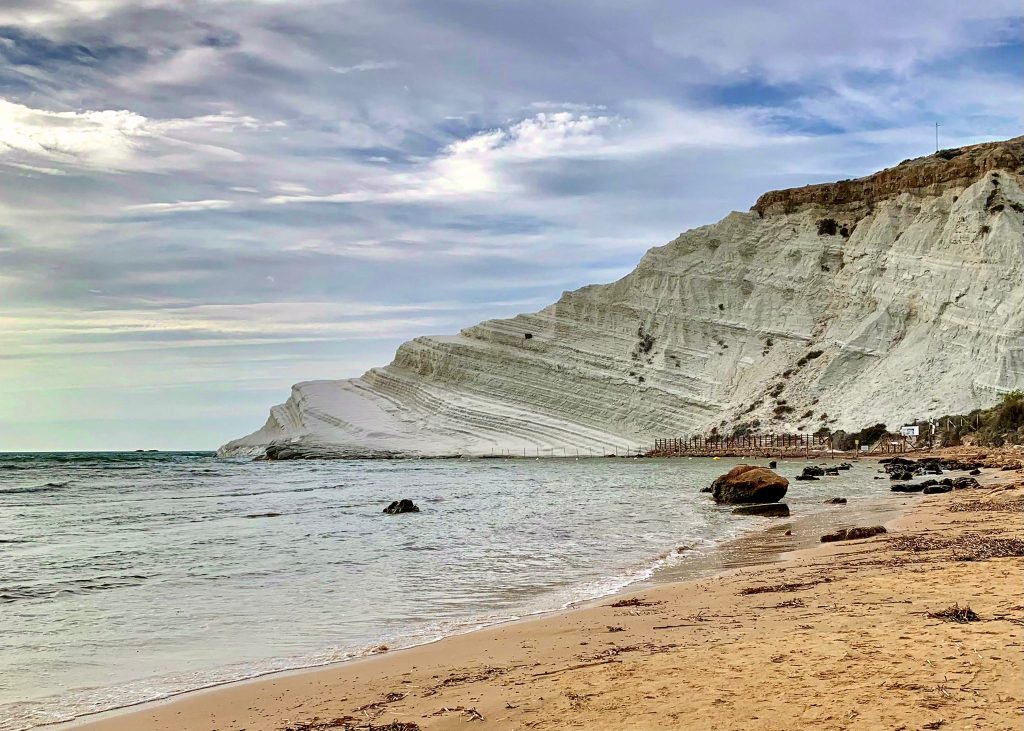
[824,497,847,505]
[732,503,791,517]
[710,465,788,504]
[383,499,421,514]
[891,482,926,493]
[953,476,980,489]
[820,526,887,543]
[923,484,952,494]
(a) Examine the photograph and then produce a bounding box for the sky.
[0,1,1021,451]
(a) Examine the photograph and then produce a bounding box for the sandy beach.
[56,452,1024,731]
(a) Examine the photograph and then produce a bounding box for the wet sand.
[61,458,1024,731]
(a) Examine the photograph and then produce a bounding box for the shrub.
[935,148,962,160]
[796,349,824,367]
[816,218,838,236]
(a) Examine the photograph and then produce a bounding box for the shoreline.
[59,459,1024,729]
[49,458,938,731]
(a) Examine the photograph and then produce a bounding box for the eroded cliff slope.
[220,136,1024,457]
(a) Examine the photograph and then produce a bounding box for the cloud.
[0,98,150,169]
[329,60,398,74]
[122,199,234,214]
[0,0,1020,448]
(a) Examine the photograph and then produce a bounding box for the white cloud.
[266,111,622,205]
[0,98,281,174]
[329,60,399,74]
[122,199,234,213]
[1,161,68,176]
[0,99,151,169]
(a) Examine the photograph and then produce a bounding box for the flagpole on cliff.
[935,122,940,152]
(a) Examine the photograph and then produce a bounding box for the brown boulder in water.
[710,465,789,504]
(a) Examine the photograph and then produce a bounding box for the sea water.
[0,452,891,729]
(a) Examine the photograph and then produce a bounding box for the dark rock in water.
[919,479,939,487]
[245,512,282,518]
[824,467,840,476]
[940,478,954,486]
[969,468,981,476]
[837,462,853,470]
[824,497,847,504]
[889,470,913,481]
[952,476,980,490]
[801,465,825,477]
[768,460,777,469]
[699,486,712,493]
[891,482,926,493]
[732,503,790,517]
[710,465,788,504]
[795,474,820,481]
[383,499,420,514]
[820,526,887,543]
[923,484,952,494]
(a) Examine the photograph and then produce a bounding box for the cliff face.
[220,137,1024,458]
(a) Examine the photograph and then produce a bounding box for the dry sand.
[64,455,1024,731]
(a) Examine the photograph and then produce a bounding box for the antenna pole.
[935,122,939,152]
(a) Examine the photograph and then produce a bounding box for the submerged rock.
[820,526,887,543]
[383,499,421,514]
[732,503,791,517]
[710,465,789,504]
[824,497,847,504]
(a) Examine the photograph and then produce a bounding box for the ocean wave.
[0,481,71,496]
[0,574,149,604]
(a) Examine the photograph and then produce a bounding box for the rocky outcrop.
[383,499,420,514]
[220,137,1024,458]
[732,503,791,517]
[753,137,1024,214]
[710,465,789,504]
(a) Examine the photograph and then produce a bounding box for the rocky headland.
[221,137,1024,458]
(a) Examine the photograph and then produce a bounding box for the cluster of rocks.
[890,476,981,494]
[794,462,853,481]
[883,457,983,494]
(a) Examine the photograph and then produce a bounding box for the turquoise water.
[0,453,888,729]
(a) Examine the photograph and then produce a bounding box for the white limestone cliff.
[219,137,1024,458]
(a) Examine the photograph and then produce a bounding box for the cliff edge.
[220,137,1024,458]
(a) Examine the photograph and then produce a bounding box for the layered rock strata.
[221,137,1024,458]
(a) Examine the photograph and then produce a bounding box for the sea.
[0,452,893,729]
